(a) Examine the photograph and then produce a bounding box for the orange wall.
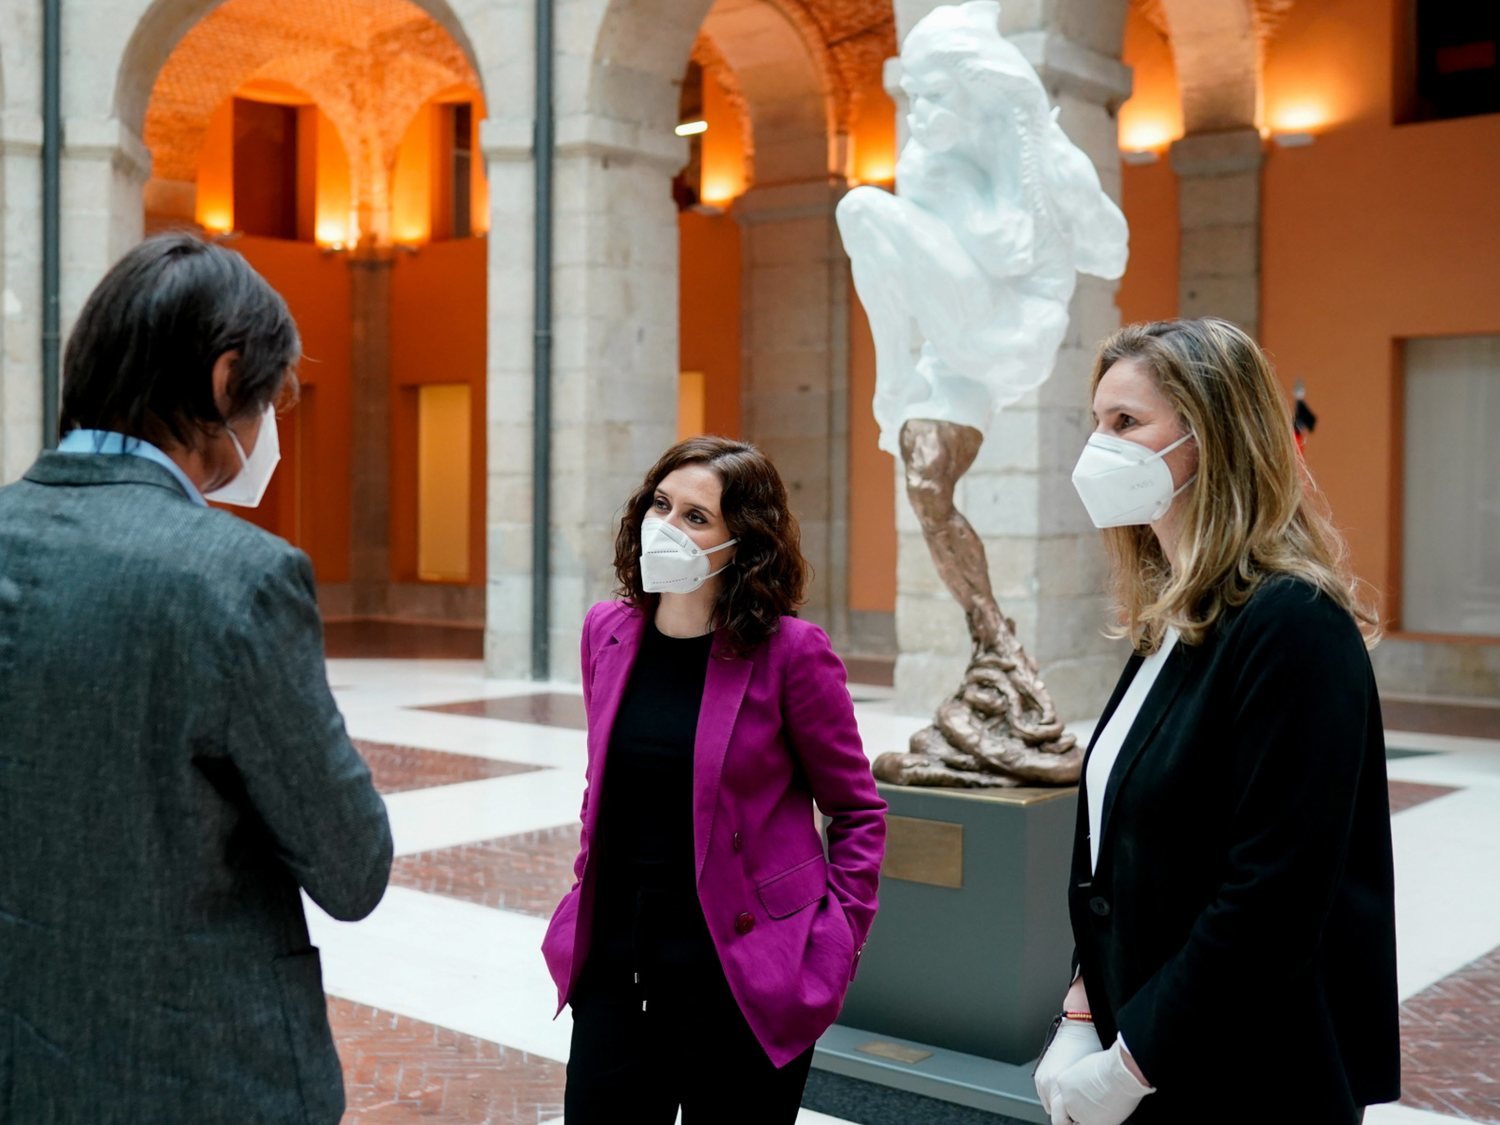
[231,236,354,582]
[852,84,897,186]
[389,237,488,585]
[848,283,896,613]
[1260,0,1500,625]
[701,66,748,205]
[1118,7,1183,152]
[678,210,742,440]
[392,88,488,244]
[1116,4,1181,325]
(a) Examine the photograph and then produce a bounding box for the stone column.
[481,118,539,678]
[484,111,684,680]
[59,120,150,336]
[0,109,43,481]
[1170,127,1262,339]
[890,14,1134,725]
[348,247,394,617]
[735,179,850,643]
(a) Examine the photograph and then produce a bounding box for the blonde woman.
[1032,319,1399,1125]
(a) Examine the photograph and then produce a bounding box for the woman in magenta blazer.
[541,436,886,1122]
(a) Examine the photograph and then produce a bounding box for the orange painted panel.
[1117,159,1179,327]
[1260,0,1500,622]
[679,210,742,440]
[848,282,897,614]
[389,237,488,585]
[230,236,354,582]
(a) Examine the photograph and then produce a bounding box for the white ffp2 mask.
[205,405,281,508]
[1070,431,1195,528]
[639,517,738,593]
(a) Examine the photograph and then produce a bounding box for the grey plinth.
[837,783,1078,1066]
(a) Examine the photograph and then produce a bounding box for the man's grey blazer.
[0,451,393,1124]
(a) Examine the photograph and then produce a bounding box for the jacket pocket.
[755,855,829,919]
[271,949,344,1125]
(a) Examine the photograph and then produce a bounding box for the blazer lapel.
[693,632,753,883]
[582,610,645,831]
[1095,640,1194,857]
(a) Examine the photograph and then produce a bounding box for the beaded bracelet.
[1063,1010,1095,1023]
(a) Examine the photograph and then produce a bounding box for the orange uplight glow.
[200,209,233,235]
[1119,121,1177,153]
[699,178,741,208]
[315,219,349,248]
[1269,102,1329,134]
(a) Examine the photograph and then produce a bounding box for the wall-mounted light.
[1271,131,1316,148]
[675,120,708,137]
[1121,149,1160,165]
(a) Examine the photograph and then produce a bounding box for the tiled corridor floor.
[310,654,1500,1124]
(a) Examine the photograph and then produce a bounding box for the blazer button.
[734,911,756,935]
[732,832,743,853]
[1088,896,1111,917]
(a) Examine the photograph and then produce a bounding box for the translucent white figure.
[837,0,1129,454]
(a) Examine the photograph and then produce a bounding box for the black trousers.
[564,961,815,1124]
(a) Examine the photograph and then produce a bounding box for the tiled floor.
[355,740,543,794]
[308,651,1500,1125]
[390,826,580,919]
[1399,943,1500,1122]
[332,998,566,1122]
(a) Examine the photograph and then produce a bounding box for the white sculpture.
[838,0,1128,453]
[836,1,1130,788]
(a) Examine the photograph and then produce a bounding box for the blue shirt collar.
[56,429,208,506]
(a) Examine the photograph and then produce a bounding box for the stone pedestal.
[838,782,1077,1065]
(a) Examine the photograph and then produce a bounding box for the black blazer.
[1069,576,1399,1124]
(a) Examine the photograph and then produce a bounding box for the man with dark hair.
[0,233,391,1123]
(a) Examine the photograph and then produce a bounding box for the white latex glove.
[1052,1035,1154,1125]
[1035,1019,1103,1119]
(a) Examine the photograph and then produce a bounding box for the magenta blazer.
[541,600,887,1067]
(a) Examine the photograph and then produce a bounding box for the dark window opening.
[233,98,299,239]
[1399,2,1500,123]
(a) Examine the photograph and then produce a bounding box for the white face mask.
[1070,431,1196,528]
[205,404,281,508]
[639,517,738,594]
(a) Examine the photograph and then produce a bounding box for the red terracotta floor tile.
[330,998,565,1122]
[1399,944,1500,1123]
[419,693,588,731]
[353,740,542,795]
[390,826,580,918]
[1388,780,1461,815]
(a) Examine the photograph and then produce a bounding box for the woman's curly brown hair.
[613,436,808,655]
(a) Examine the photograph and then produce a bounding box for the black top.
[588,622,718,983]
[1069,576,1399,1124]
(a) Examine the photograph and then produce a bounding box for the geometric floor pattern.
[332,998,567,1122]
[1399,943,1500,1123]
[313,654,1500,1124]
[390,826,580,919]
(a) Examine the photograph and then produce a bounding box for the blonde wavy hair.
[1091,318,1379,652]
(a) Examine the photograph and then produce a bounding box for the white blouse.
[1086,628,1180,874]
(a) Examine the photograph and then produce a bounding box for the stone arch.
[1154,0,1259,131]
[114,0,483,140]
[135,0,481,243]
[702,0,836,185]
[582,0,718,130]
